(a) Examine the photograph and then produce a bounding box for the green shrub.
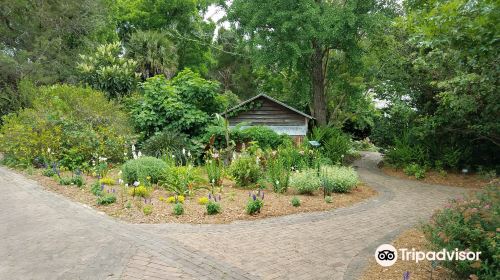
[59,177,73,185]
[423,186,499,279]
[72,175,85,188]
[160,165,201,196]
[143,205,153,215]
[403,163,426,180]
[229,154,261,187]
[239,126,284,149]
[246,197,264,215]
[121,156,168,184]
[91,182,103,196]
[97,194,116,205]
[206,201,221,215]
[385,133,429,168]
[266,155,290,193]
[0,85,132,169]
[320,166,358,194]
[172,203,184,216]
[324,196,333,203]
[290,169,321,195]
[291,196,301,207]
[42,168,56,177]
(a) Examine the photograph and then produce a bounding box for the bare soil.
[25,169,377,224]
[360,228,453,280]
[381,166,495,189]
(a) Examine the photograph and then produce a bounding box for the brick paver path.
[0,152,466,280]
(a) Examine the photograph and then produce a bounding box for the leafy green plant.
[205,153,223,189]
[160,165,201,196]
[291,196,301,207]
[423,186,499,279]
[121,157,168,184]
[239,126,285,149]
[141,130,190,158]
[289,169,321,195]
[172,203,184,216]
[324,196,333,203]
[246,197,264,215]
[206,201,221,215]
[91,182,103,196]
[320,165,358,194]
[266,154,290,193]
[42,168,56,177]
[229,153,261,187]
[97,194,116,205]
[142,205,153,215]
[310,126,352,164]
[72,175,85,188]
[403,163,426,180]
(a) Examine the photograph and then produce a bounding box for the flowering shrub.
[423,186,499,279]
[0,85,131,169]
[320,165,358,194]
[160,165,201,196]
[121,157,168,184]
[172,203,184,215]
[198,197,209,205]
[229,153,261,187]
[290,169,321,194]
[246,191,264,215]
[165,195,185,204]
[99,177,115,185]
[128,185,151,198]
[206,151,223,188]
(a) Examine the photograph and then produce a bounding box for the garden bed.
[381,166,495,188]
[23,169,376,224]
[360,228,452,280]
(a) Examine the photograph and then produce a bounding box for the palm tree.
[126,30,178,79]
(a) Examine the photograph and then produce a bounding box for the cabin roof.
[223,93,314,119]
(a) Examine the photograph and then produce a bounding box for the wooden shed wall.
[227,98,305,127]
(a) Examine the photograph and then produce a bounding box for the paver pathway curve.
[0,152,466,280]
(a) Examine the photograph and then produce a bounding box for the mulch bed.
[23,169,377,224]
[381,166,495,189]
[360,228,453,280]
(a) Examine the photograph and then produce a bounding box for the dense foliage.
[0,85,131,169]
[130,69,227,139]
[423,186,499,279]
[320,166,358,194]
[121,157,168,184]
[290,169,322,195]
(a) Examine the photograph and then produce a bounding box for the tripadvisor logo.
[375,244,481,267]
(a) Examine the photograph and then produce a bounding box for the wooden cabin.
[223,94,314,144]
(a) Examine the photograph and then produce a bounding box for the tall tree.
[115,0,216,75]
[228,0,375,125]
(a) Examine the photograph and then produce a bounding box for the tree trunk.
[310,44,327,125]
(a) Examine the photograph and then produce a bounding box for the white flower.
[47,147,51,153]
[132,144,136,151]
[211,179,215,184]
[118,170,122,175]
[182,148,186,155]
[92,160,96,166]
[125,183,128,187]
[99,156,108,162]
[172,154,175,158]
[213,153,219,159]
[187,151,191,157]
[118,179,123,185]
[137,151,142,158]
[276,180,279,185]
[133,181,140,187]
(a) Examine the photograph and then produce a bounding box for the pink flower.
[213,153,219,159]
